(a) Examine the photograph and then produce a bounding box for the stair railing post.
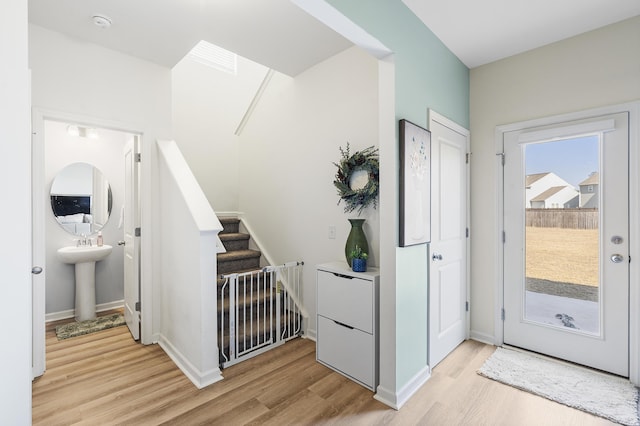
[275,268,282,345]
[229,273,237,364]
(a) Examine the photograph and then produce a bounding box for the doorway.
[501,111,629,376]
[32,110,142,378]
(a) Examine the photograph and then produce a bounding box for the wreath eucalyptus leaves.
[333,144,379,214]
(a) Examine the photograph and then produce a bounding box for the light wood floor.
[33,316,613,425]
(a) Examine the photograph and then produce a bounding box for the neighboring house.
[525,172,578,208]
[579,172,599,208]
[530,185,579,208]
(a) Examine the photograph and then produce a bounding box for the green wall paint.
[328,0,469,392]
[328,0,469,129]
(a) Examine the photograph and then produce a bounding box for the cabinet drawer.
[317,315,374,389]
[317,270,373,333]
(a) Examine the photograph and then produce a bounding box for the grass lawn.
[526,226,599,287]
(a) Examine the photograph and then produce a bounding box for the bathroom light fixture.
[92,14,112,29]
[66,125,80,137]
[85,128,99,139]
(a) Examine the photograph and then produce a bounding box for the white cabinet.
[316,262,379,391]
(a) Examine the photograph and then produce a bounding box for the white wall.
[0,0,31,423]
[237,46,379,336]
[172,55,268,212]
[157,140,222,388]
[29,24,173,342]
[44,120,127,314]
[469,16,640,341]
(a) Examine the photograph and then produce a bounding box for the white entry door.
[123,136,141,340]
[503,112,629,376]
[428,110,470,368]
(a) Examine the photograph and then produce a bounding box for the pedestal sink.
[58,245,113,321]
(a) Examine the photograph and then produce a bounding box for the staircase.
[217,218,262,274]
[216,217,303,368]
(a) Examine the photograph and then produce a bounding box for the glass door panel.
[523,136,600,335]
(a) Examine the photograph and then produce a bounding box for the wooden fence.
[526,208,598,229]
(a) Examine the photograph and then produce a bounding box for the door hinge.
[135,227,141,237]
[501,308,505,321]
[466,227,470,238]
[135,153,141,162]
[502,231,506,243]
[135,301,141,311]
[497,152,505,166]
[466,153,470,164]
[465,301,469,312]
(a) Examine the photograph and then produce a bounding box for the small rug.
[56,314,126,340]
[478,347,639,425]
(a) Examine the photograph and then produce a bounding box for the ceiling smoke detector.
[92,15,112,29]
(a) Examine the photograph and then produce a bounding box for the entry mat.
[56,314,126,340]
[478,347,639,425]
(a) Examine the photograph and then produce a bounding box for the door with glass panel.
[503,112,629,376]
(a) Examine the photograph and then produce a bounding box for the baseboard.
[374,365,431,410]
[45,300,124,322]
[157,334,224,389]
[304,327,317,342]
[470,330,496,346]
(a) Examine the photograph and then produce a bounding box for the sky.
[525,135,599,188]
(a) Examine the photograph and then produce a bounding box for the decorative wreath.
[333,143,379,214]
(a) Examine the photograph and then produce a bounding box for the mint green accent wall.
[328,0,469,391]
[395,243,429,381]
[328,0,469,129]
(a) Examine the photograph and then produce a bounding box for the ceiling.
[28,0,640,74]
[402,0,640,68]
[27,0,353,76]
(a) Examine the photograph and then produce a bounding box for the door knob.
[610,254,624,263]
[118,241,126,246]
[432,253,443,261]
[32,266,43,274]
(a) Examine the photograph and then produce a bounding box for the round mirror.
[50,162,113,236]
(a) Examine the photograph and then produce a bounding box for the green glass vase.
[345,218,369,267]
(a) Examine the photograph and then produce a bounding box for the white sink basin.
[58,245,112,264]
[58,245,113,321]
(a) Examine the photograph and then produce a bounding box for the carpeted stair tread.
[217,249,262,274]
[219,316,302,356]
[218,290,276,313]
[219,217,240,234]
[219,232,251,251]
[219,233,250,242]
[218,249,261,261]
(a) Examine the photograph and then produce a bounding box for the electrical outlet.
[328,226,336,239]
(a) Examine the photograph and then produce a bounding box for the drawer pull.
[332,272,354,279]
[333,320,354,330]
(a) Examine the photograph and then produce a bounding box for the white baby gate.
[218,261,304,368]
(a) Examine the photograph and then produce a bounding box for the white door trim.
[494,101,640,385]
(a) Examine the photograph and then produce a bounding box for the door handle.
[610,254,624,263]
[432,253,443,261]
[32,266,43,275]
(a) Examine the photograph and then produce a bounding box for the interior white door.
[32,125,46,379]
[123,136,140,340]
[503,112,629,376]
[428,111,469,368]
